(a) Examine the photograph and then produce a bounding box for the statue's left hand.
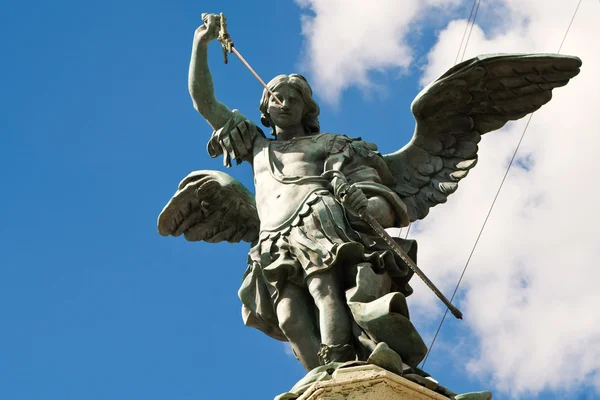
[338,184,368,216]
[207,116,257,166]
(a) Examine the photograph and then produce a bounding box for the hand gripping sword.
[207,13,285,107]
[323,170,463,320]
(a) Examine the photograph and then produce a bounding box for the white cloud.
[294,0,461,103]
[283,342,296,359]
[298,0,600,397]
[413,0,600,397]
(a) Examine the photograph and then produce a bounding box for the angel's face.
[267,84,305,129]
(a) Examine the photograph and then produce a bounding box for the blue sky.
[2,1,599,399]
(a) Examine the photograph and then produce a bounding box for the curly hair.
[258,74,320,136]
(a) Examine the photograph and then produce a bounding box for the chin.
[275,121,301,129]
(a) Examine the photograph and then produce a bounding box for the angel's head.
[259,74,320,136]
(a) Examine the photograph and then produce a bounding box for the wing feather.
[158,170,259,244]
[384,53,581,221]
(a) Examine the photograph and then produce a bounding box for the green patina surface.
[158,12,581,399]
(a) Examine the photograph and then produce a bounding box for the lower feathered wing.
[384,53,581,222]
[158,170,259,243]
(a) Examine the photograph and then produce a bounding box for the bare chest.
[252,135,332,230]
[253,135,330,178]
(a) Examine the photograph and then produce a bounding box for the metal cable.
[460,0,481,63]
[454,0,479,65]
[419,0,583,369]
[558,0,583,54]
[420,114,533,369]
[406,0,479,244]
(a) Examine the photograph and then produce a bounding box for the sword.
[207,13,284,107]
[323,170,463,320]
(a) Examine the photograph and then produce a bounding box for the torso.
[252,134,334,230]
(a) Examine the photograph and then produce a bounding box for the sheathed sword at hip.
[323,170,463,320]
[361,212,462,320]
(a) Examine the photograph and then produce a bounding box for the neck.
[275,125,307,141]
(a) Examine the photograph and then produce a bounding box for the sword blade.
[215,13,283,106]
[362,213,463,320]
[230,47,284,107]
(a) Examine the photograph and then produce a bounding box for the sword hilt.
[321,170,352,203]
[321,170,464,320]
[205,14,284,106]
[217,12,234,64]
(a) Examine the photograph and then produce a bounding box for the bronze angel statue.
[158,13,581,399]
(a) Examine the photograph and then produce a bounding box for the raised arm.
[189,14,234,130]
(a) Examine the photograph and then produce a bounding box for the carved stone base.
[298,365,448,400]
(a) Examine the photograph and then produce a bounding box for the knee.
[308,274,343,309]
[278,314,305,338]
[308,274,334,300]
[277,298,307,337]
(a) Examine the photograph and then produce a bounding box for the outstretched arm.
[189,14,234,130]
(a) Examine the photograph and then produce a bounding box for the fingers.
[229,126,248,160]
[342,185,368,214]
[201,13,220,26]
[202,13,220,33]
[195,13,220,42]
[332,179,349,199]
[238,121,254,151]
[218,120,255,162]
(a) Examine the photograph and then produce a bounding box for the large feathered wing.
[158,170,259,243]
[384,53,581,222]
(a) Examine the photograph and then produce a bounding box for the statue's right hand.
[195,13,220,44]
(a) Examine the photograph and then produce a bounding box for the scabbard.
[361,212,463,320]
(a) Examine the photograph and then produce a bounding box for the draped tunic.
[208,112,427,367]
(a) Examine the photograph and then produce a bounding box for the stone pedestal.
[298,365,448,400]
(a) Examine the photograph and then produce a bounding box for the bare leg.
[276,283,321,371]
[306,269,354,362]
